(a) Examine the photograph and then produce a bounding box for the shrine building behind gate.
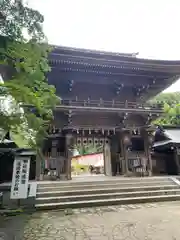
[38,46,180,180]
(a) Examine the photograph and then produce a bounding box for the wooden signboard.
[10,156,30,199]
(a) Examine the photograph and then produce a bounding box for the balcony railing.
[60,98,163,111]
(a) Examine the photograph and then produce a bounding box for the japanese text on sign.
[10,157,30,199]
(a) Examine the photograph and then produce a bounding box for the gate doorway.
[42,136,67,181]
[41,131,112,181]
[71,135,111,177]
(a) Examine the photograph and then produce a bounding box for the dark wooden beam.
[55,104,163,114]
[50,65,171,79]
[48,71,168,87]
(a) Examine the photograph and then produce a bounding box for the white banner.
[10,156,30,199]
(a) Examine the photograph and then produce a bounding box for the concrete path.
[1,202,180,239]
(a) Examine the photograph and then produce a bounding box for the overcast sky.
[29,0,180,93]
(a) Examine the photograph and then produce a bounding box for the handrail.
[61,99,163,110]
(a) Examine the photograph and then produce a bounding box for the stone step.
[37,180,174,192]
[35,194,180,210]
[38,177,172,188]
[36,184,179,198]
[36,189,180,204]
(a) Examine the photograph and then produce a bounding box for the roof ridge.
[50,44,138,58]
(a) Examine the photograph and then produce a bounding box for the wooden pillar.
[119,132,125,174]
[121,131,130,175]
[104,142,112,176]
[35,153,41,181]
[174,147,180,174]
[51,139,58,157]
[65,133,74,180]
[143,130,153,176]
[124,144,129,175]
[35,148,44,181]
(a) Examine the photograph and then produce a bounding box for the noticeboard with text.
[10,156,30,199]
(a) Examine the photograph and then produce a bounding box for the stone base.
[39,174,44,181]
[148,171,152,176]
[60,174,68,180]
[124,171,149,177]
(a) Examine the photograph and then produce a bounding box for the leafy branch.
[0,0,59,151]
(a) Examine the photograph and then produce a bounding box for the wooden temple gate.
[39,126,154,180]
[34,45,180,180]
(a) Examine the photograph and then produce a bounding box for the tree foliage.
[0,0,59,149]
[149,92,180,126]
[0,0,44,41]
[75,143,103,155]
[149,92,180,106]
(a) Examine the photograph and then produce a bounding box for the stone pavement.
[1,202,180,239]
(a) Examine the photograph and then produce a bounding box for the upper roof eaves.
[49,45,180,69]
[50,44,138,58]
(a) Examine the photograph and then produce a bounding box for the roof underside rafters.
[48,46,180,100]
[49,49,180,74]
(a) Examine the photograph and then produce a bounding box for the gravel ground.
[0,201,180,239]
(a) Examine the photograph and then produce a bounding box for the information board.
[10,156,30,199]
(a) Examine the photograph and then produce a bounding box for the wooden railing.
[128,157,147,176]
[43,152,66,175]
[61,98,163,110]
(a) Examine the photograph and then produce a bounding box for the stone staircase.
[35,176,180,210]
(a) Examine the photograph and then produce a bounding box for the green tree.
[76,143,103,155]
[149,92,180,126]
[0,0,59,150]
[149,92,180,106]
[154,103,180,125]
[0,0,44,40]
